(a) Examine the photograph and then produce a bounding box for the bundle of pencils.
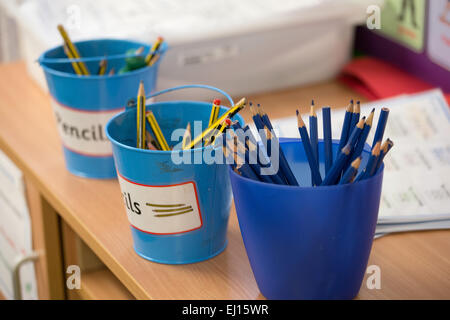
[57,24,164,76]
[296,101,393,186]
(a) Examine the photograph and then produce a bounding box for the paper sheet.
[268,89,450,224]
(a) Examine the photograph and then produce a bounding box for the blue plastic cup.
[38,39,167,178]
[106,85,244,264]
[229,138,384,299]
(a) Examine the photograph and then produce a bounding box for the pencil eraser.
[213,99,221,105]
[225,119,232,126]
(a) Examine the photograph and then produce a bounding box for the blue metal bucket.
[38,38,167,178]
[106,85,244,264]
[229,138,384,299]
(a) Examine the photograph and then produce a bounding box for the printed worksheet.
[269,89,450,224]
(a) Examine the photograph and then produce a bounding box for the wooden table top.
[0,62,449,299]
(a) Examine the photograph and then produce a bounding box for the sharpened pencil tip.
[310,104,317,117]
[356,117,365,129]
[366,109,375,126]
[296,110,305,127]
[352,157,362,169]
[138,81,145,96]
[311,99,315,106]
[372,141,381,155]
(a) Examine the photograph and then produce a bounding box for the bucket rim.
[37,38,167,80]
[229,137,384,190]
[105,102,243,154]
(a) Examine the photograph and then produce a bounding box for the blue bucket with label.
[106,85,244,264]
[38,39,167,178]
[229,138,384,299]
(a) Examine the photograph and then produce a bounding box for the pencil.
[258,103,273,130]
[145,36,164,65]
[97,58,107,75]
[108,68,115,76]
[309,100,319,178]
[57,24,89,75]
[146,111,170,151]
[322,106,333,174]
[63,43,83,75]
[297,110,322,186]
[372,107,389,148]
[146,130,161,150]
[182,122,191,150]
[349,108,375,163]
[336,100,353,159]
[208,99,221,127]
[184,98,246,150]
[321,144,352,186]
[206,118,231,146]
[136,81,146,149]
[375,138,394,172]
[339,157,361,185]
[355,142,381,181]
[349,100,361,134]
[243,125,285,185]
[234,136,272,183]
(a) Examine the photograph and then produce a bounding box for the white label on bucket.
[117,174,203,235]
[51,99,122,156]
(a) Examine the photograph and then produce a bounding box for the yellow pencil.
[57,24,90,75]
[97,58,107,75]
[184,97,246,150]
[136,81,146,149]
[145,36,164,65]
[182,122,191,150]
[146,111,170,151]
[208,99,221,127]
[63,43,83,75]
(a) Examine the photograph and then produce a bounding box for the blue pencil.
[375,138,394,172]
[297,110,322,186]
[242,125,285,185]
[349,100,361,134]
[258,104,273,130]
[336,100,353,159]
[266,127,299,186]
[309,100,319,180]
[355,142,381,181]
[341,117,365,174]
[339,157,361,185]
[372,107,389,148]
[322,106,333,174]
[321,144,352,186]
[349,108,375,163]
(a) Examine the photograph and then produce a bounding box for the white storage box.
[1,0,382,99]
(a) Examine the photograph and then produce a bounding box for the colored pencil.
[182,122,191,150]
[184,98,246,150]
[321,144,352,186]
[375,138,394,172]
[355,142,381,181]
[339,157,361,185]
[372,107,390,148]
[309,100,319,176]
[322,106,333,174]
[242,125,285,185]
[297,110,322,186]
[258,103,273,130]
[336,100,353,159]
[136,81,146,149]
[146,111,170,151]
[145,36,164,65]
[349,108,375,163]
[57,24,90,75]
[349,100,361,133]
[206,118,231,146]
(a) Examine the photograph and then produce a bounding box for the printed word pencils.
[136,81,146,149]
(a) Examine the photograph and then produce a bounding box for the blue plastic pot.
[229,138,384,299]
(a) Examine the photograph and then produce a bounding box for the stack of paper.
[266,89,450,238]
